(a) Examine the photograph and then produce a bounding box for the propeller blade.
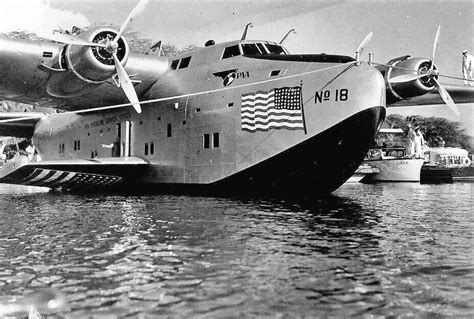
[40,32,105,47]
[433,78,460,116]
[113,53,142,113]
[114,0,149,42]
[356,32,373,55]
[389,72,424,84]
[430,25,441,71]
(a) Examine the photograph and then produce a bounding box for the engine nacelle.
[46,27,129,98]
[384,56,437,104]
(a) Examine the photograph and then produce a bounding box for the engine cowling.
[46,27,130,98]
[384,56,438,103]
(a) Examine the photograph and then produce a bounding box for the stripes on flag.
[241,86,304,132]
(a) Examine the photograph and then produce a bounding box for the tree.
[0,28,198,56]
[383,114,472,152]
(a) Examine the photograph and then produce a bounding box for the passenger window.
[170,59,179,70]
[213,132,219,148]
[179,56,191,69]
[203,134,210,149]
[265,44,286,55]
[242,43,261,55]
[222,45,241,59]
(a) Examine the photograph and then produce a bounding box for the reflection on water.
[0,183,472,317]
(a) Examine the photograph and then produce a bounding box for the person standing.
[462,50,473,86]
[414,126,425,159]
[406,124,416,157]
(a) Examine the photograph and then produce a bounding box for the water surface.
[0,183,472,317]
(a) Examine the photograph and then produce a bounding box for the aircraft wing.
[387,84,474,107]
[0,112,46,138]
[0,156,149,190]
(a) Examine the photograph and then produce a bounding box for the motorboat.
[421,147,473,182]
[360,128,424,183]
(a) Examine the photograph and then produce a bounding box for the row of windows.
[203,132,219,149]
[144,141,155,156]
[61,124,223,156]
[169,42,287,70]
[222,42,287,59]
[60,132,221,156]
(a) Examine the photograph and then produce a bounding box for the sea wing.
[0,156,149,190]
[387,84,474,107]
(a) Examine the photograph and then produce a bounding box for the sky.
[0,0,472,135]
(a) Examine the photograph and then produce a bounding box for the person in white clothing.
[406,124,416,157]
[462,50,473,86]
[414,126,425,159]
[25,143,35,162]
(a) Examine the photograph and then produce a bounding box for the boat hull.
[155,105,385,195]
[361,158,424,182]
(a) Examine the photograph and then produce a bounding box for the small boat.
[421,147,473,183]
[361,148,424,182]
[360,128,424,183]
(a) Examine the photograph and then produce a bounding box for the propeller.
[114,0,149,43]
[320,31,374,90]
[41,32,106,47]
[433,78,460,116]
[113,53,142,113]
[430,25,440,71]
[40,0,148,114]
[355,32,373,62]
[388,25,460,115]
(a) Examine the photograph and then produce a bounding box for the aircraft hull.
[0,106,384,195]
[1,61,386,195]
[111,106,385,196]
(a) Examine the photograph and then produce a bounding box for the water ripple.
[0,183,472,317]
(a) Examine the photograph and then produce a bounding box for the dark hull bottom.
[127,106,385,197]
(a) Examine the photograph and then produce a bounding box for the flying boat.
[0,0,472,195]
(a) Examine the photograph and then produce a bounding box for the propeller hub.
[418,60,438,87]
[104,38,119,54]
[90,30,127,66]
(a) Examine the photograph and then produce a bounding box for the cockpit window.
[241,43,263,55]
[222,45,241,59]
[265,43,286,55]
[256,43,267,54]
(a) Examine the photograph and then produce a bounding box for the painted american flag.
[241,86,304,132]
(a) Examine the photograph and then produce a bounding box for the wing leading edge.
[387,84,474,108]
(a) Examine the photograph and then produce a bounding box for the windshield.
[241,43,263,55]
[265,43,286,55]
[222,45,241,59]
